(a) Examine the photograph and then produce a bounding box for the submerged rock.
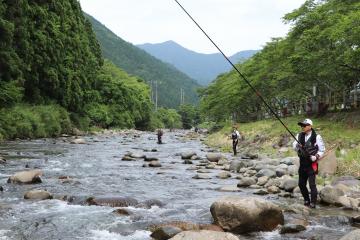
[87,197,138,207]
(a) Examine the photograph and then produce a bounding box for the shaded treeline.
[0,0,183,139]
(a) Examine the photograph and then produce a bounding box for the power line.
[173,0,299,144]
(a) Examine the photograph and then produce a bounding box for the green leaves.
[201,0,360,121]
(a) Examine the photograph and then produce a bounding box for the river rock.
[145,156,159,161]
[279,224,306,234]
[183,159,193,164]
[253,189,268,195]
[276,169,287,177]
[149,161,162,167]
[287,165,298,176]
[339,229,360,240]
[0,156,6,164]
[257,176,269,186]
[318,149,337,176]
[7,170,42,184]
[206,153,222,162]
[122,156,136,161]
[151,226,182,240]
[255,169,276,178]
[193,174,211,179]
[129,153,145,159]
[319,186,345,205]
[113,208,131,215]
[217,159,228,166]
[136,199,164,209]
[217,172,231,179]
[267,186,280,194]
[24,190,52,200]
[237,177,256,187]
[70,138,86,144]
[210,196,284,233]
[87,197,138,207]
[229,160,246,173]
[218,186,241,192]
[169,230,240,240]
[332,176,360,188]
[181,152,196,159]
[206,164,216,169]
[282,179,298,192]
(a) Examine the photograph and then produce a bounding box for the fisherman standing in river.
[293,119,325,209]
[231,126,241,156]
[157,129,164,144]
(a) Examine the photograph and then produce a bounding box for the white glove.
[310,155,317,162]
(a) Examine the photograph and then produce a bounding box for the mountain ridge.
[137,41,258,85]
[85,14,200,108]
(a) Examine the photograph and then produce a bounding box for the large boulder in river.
[24,190,52,200]
[210,196,284,233]
[169,230,240,240]
[7,170,42,184]
[206,153,222,162]
[339,229,360,240]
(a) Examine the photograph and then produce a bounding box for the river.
[0,130,357,239]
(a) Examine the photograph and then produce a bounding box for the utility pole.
[150,80,154,103]
[155,80,158,111]
[180,88,185,105]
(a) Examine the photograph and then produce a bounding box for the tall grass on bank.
[206,112,360,176]
[0,104,72,140]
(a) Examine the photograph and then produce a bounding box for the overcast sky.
[79,0,305,55]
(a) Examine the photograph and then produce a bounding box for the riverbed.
[0,130,357,239]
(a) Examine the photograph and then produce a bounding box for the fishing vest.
[298,130,318,168]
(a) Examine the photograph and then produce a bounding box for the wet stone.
[280,224,306,234]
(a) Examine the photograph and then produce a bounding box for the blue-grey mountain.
[85,14,200,108]
[137,41,258,85]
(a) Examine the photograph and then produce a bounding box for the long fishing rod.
[174,0,300,144]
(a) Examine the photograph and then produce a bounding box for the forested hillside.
[138,40,258,86]
[0,0,153,139]
[200,0,360,122]
[85,14,200,108]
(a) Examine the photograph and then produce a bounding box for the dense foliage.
[178,104,200,129]
[150,108,182,130]
[85,14,200,108]
[200,0,360,121]
[0,0,103,112]
[0,0,157,139]
[0,104,72,140]
[85,60,152,129]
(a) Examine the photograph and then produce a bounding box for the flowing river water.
[0,130,358,240]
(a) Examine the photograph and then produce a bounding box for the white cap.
[298,118,313,126]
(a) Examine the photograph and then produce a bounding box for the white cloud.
[79,0,304,55]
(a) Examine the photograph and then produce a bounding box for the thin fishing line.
[174,0,299,143]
